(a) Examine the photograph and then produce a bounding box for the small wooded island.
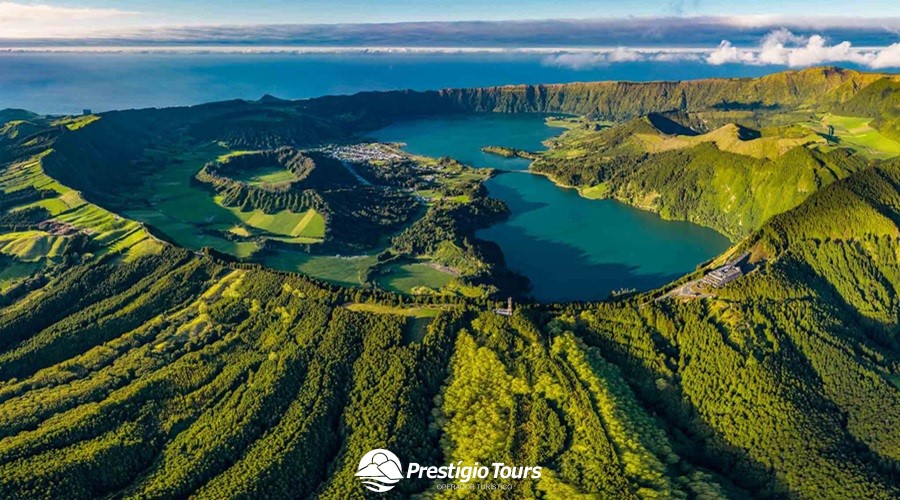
[481,145,539,159]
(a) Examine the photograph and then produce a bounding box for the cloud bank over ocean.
[540,29,900,70]
[705,29,900,69]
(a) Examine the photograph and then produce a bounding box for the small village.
[321,143,404,163]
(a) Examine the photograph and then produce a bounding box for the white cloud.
[607,47,644,63]
[541,32,900,70]
[649,51,701,62]
[707,29,900,69]
[707,41,756,65]
[867,43,900,69]
[543,52,610,69]
[542,48,703,69]
[0,2,136,37]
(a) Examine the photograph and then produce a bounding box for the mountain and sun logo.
[355,449,405,492]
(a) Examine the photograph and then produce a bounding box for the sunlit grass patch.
[51,114,100,131]
[376,262,454,294]
[0,231,67,261]
[344,302,440,318]
[580,184,608,199]
[263,252,377,287]
[813,114,900,158]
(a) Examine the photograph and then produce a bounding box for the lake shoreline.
[522,168,735,244]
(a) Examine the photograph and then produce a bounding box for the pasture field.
[262,251,377,287]
[811,114,900,158]
[221,205,325,239]
[231,165,296,185]
[141,144,238,226]
[579,183,609,199]
[376,262,454,294]
[122,209,261,258]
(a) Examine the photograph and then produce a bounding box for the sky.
[1,1,900,69]
[3,0,900,35]
[17,0,900,23]
[16,0,899,23]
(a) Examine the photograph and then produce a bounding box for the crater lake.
[372,114,731,302]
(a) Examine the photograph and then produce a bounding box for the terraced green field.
[0,258,40,291]
[0,231,67,261]
[0,152,158,260]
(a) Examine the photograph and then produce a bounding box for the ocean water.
[372,114,730,302]
[0,52,791,115]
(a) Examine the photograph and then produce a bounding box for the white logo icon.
[355,449,404,493]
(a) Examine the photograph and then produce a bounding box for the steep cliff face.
[435,67,895,119]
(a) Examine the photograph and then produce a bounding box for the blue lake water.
[1,52,792,115]
[373,114,731,302]
[368,113,558,170]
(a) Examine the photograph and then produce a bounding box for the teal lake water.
[369,113,558,170]
[373,114,731,302]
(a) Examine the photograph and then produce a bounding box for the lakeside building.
[701,264,743,288]
[701,251,751,289]
[495,297,514,316]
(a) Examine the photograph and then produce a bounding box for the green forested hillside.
[0,68,898,498]
[536,135,871,239]
[0,164,896,497]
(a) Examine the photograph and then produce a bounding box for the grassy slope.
[635,122,828,160]
[815,114,900,159]
[375,262,455,294]
[261,252,377,287]
[832,77,900,142]
[0,150,160,261]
